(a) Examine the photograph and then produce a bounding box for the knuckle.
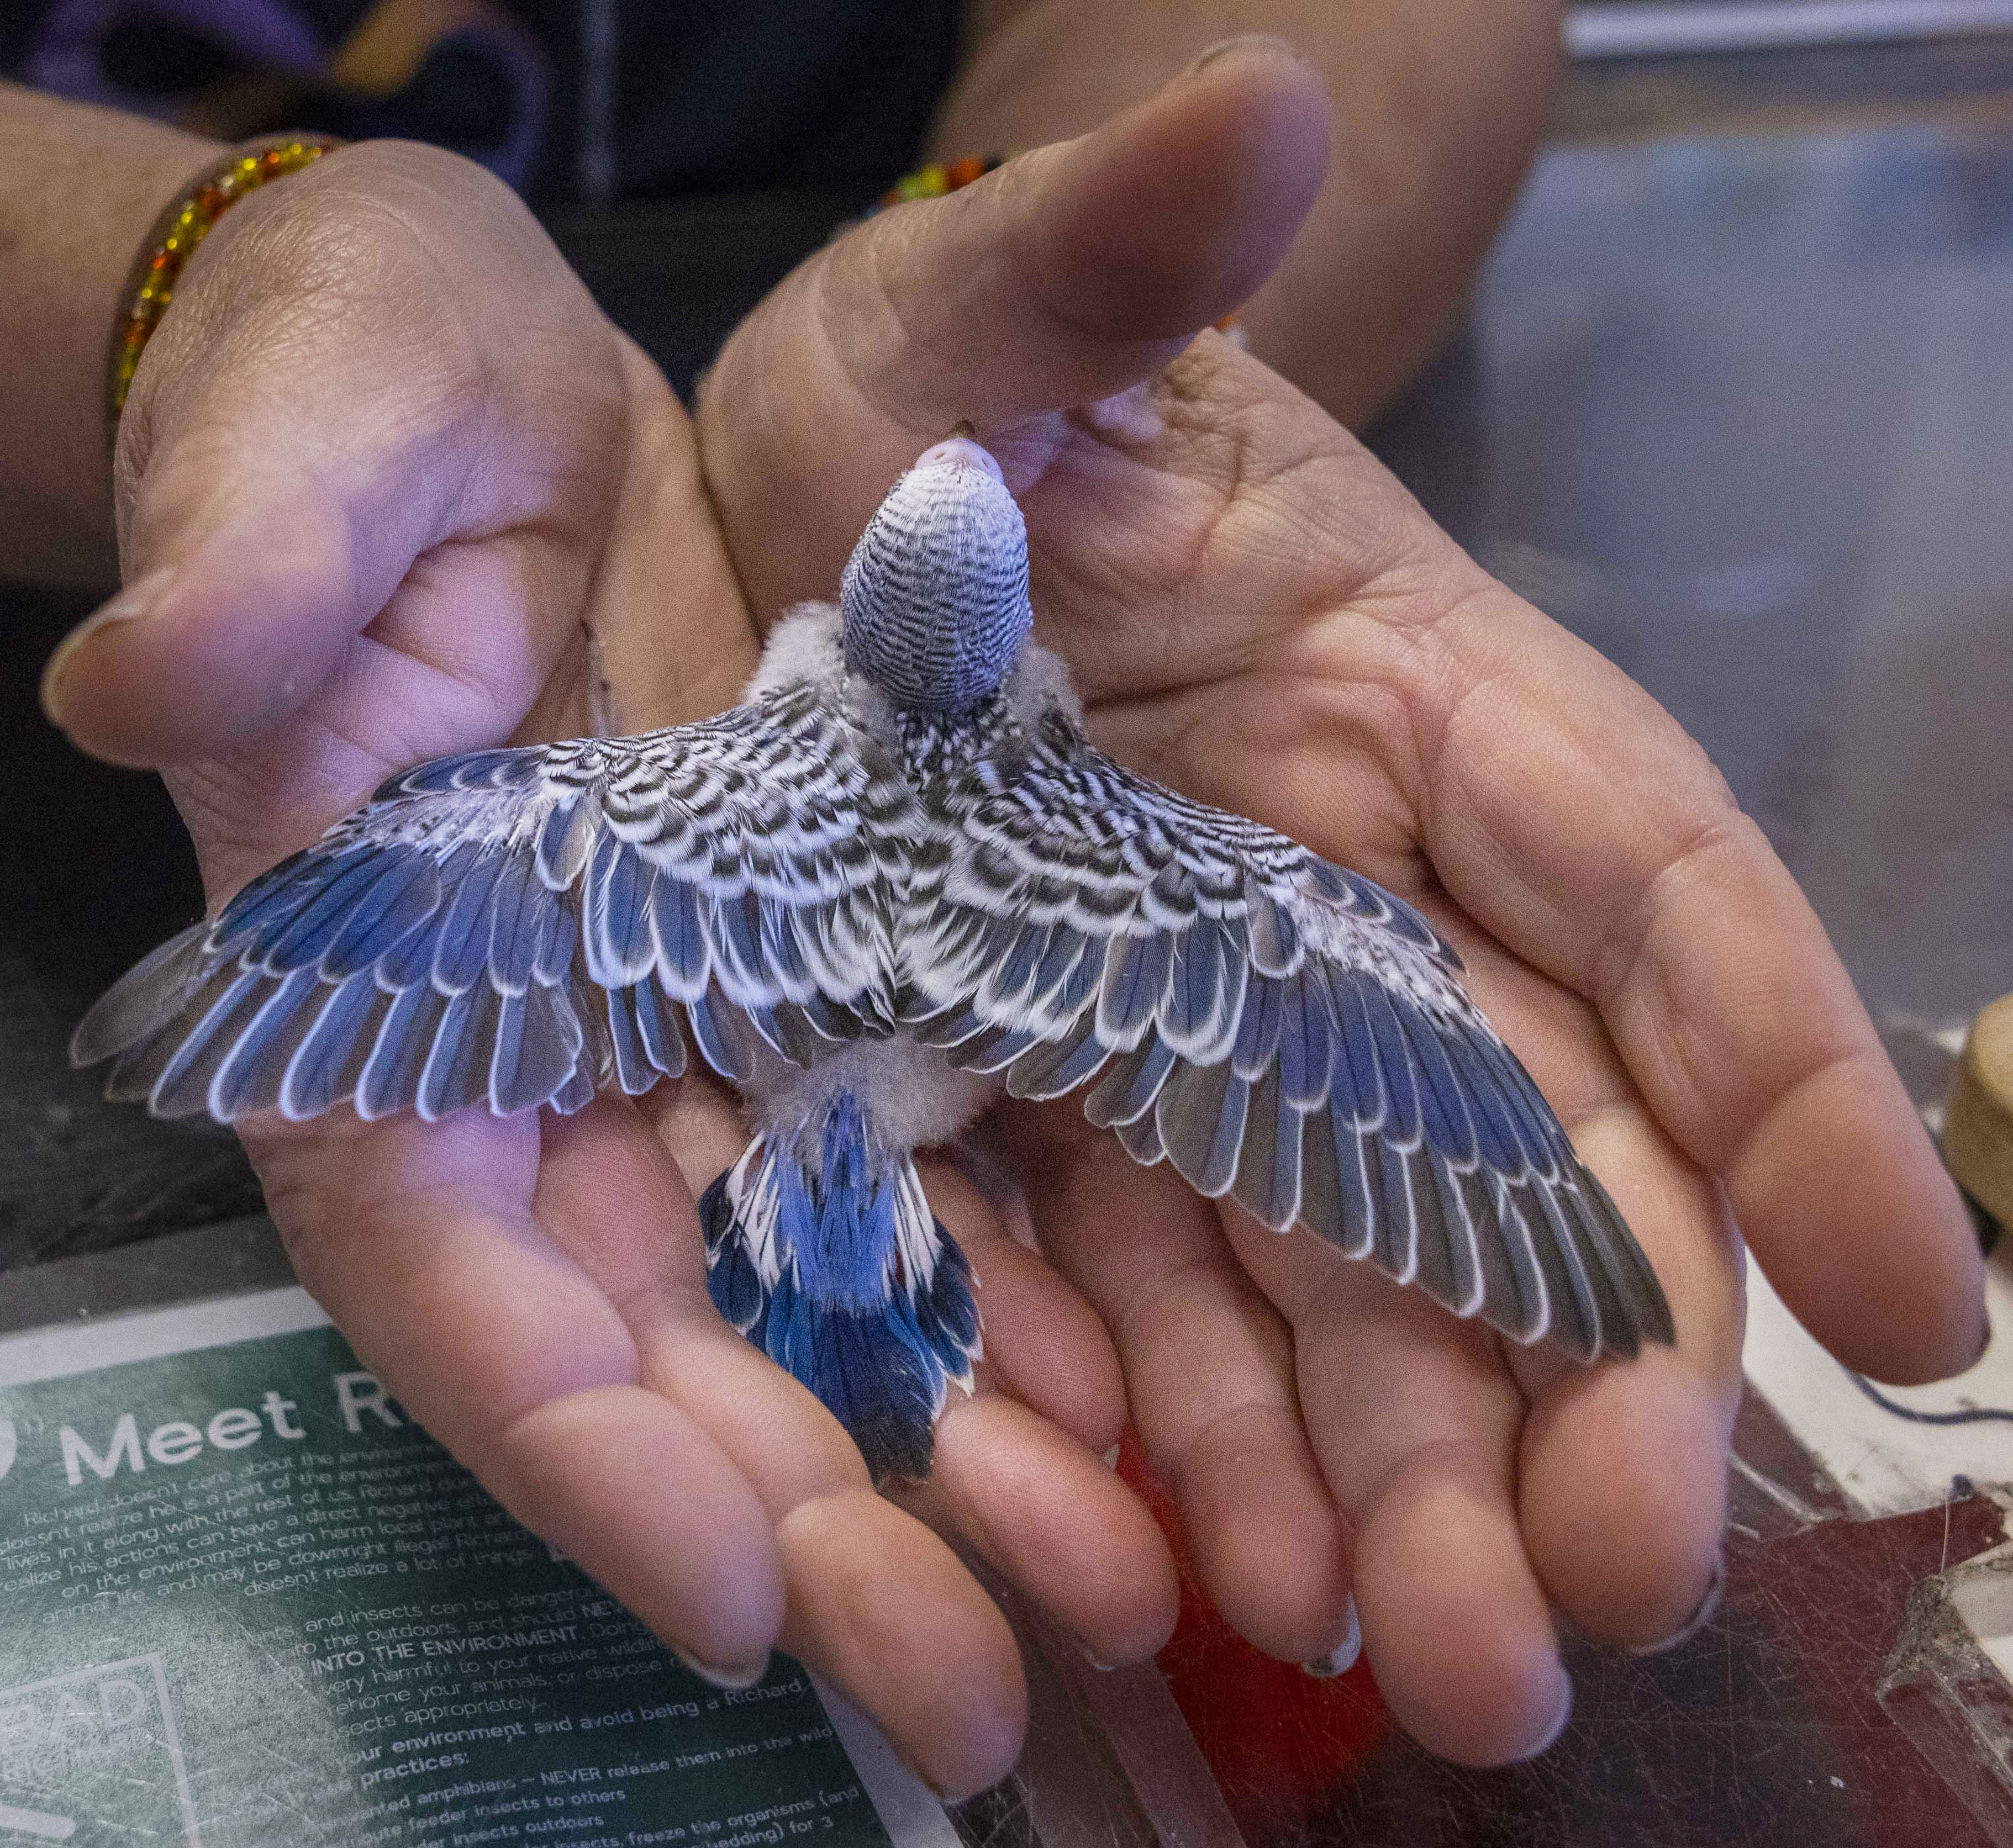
[127,175,494,465]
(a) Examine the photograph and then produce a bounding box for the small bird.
[75,434,1673,1482]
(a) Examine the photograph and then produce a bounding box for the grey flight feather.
[897,698,1673,1363]
[73,683,913,1123]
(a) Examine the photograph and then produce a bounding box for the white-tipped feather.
[75,684,915,1122]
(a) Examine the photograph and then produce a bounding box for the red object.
[1115,1432,1390,1840]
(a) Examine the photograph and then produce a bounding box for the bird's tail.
[700,1097,981,1484]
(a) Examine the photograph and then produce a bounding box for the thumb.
[40,309,477,770]
[699,36,1330,615]
[37,141,606,772]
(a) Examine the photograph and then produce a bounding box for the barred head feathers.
[841,435,1032,713]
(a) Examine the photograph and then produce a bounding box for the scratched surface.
[1125,1390,2011,1848]
[1290,1491,2009,1848]
[0,583,265,1271]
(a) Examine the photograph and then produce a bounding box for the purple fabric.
[7,0,957,204]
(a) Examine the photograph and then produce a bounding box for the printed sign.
[0,1653,196,1845]
[0,1291,952,1848]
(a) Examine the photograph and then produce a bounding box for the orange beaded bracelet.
[107,134,344,436]
[866,154,1010,213]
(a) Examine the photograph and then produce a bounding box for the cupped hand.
[697,38,1988,1766]
[41,39,1985,1793]
[43,132,1140,1795]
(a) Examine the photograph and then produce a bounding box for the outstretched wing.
[902,704,1672,1361]
[76,683,914,1123]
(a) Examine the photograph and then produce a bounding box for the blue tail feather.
[700,1098,981,1485]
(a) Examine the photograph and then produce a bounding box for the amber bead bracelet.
[867,154,1011,213]
[107,134,343,436]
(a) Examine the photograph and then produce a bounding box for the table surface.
[3,35,2011,1848]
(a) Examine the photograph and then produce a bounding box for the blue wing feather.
[75,687,913,1124]
[259,853,388,973]
[320,856,440,978]
[1400,995,1479,1166]
[1083,1033,1177,1130]
[433,849,509,994]
[484,856,544,995]
[1441,1028,1531,1175]
[283,972,388,1118]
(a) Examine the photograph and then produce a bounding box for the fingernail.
[40,564,175,726]
[1627,1554,1725,1657]
[1524,1679,1574,1759]
[888,1742,951,1800]
[1077,1641,1116,1672]
[672,1645,771,1692]
[1185,33,1306,77]
[1301,1596,1362,1679]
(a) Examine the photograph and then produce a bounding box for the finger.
[1227,1221,1569,1766]
[1055,335,1982,1384]
[642,1085,1166,1676]
[1410,579,1984,1382]
[916,1153,1125,1453]
[774,1490,1024,1799]
[539,1094,1027,1798]
[902,1393,1179,1671]
[43,142,624,768]
[892,1158,1177,1669]
[1002,1103,1357,1669]
[629,1083,1027,1796]
[1416,926,1745,1651]
[246,1103,784,1675]
[699,37,1330,616]
[560,332,761,736]
[1507,1112,1738,1650]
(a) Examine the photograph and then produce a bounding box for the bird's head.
[840,431,1031,713]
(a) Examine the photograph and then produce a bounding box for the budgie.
[73,433,1673,1483]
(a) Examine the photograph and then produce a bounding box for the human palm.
[48,46,1981,1797]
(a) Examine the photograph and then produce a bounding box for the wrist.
[0,83,224,583]
[109,135,345,437]
[154,135,573,344]
[114,136,576,482]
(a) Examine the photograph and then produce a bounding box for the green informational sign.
[0,1291,945,1848]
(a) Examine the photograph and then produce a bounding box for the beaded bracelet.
[107,134,343,435]
[868,152,1247,344]
[866,155,1010,214]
